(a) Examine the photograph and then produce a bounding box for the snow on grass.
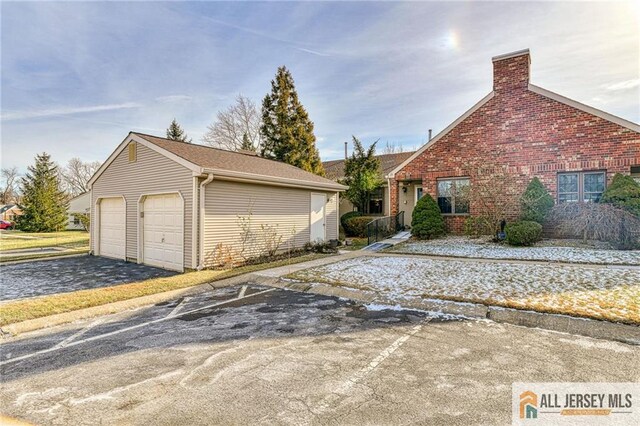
[389,236,640,266]
[289,256,640,325]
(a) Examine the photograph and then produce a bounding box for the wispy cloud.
[155,95,193,103]
[1,102,141,121]
[604,79,640,91]
[295,47,331,57]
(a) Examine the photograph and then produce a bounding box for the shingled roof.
[132,133,345,191]
[322,151,416,181]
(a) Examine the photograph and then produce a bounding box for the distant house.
[88,132,346,271]
[323,151,414,217]
[67,192,91,230]
[0,204,22,222]
[387,49,640,233]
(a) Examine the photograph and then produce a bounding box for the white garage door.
[143,194,183,271]
[99,197,126,260]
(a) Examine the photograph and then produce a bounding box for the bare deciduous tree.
[202,94,262,152]
[463,163,523,235]
[382,141,404,154]
[1,167,20,204]
[61,158,102,196]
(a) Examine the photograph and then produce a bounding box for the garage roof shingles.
[134,133,344,189]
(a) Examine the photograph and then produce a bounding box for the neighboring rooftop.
[133,133,345,189]
[322,151,416,181]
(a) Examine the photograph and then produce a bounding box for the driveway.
[0,256,177,301]
[1,284,637,425]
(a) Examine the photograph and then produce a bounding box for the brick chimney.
[492,49,530,92]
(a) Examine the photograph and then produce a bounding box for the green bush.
[411,193,446,240]
[343,216,376,237]
[520,177,554,223]
[340,211,363,229]
[464,216,494,237]
[600,173,640,217]
[505,221,542,246]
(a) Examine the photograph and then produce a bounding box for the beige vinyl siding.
[203,180,338,265]
[91,142,193,267]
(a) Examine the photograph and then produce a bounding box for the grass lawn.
[288,255,640,325]
[0,230,90,252]
[342,237,368,251]
[0,253,331,326]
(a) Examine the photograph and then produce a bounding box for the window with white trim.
[557,171,606,203]
[437,178,470,214]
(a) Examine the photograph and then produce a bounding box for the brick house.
[387,49,640,233]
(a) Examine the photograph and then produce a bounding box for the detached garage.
[88,132,346,271]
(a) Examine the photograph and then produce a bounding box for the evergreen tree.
[342,136,383,213]
[411,193,446,240]
[240,132,255,151]
[600,173,640,217]
[520,177,554,223]
[260,66,324,175]
[166,118,192,143]
[17,153,68,232]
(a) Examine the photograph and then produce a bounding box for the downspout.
[198,173,214,270]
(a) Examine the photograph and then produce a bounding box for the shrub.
[464,216,484,238]
[411,193,446,240]
[547,202,640,250]
[520,177,554,223]
[600,173,640,217]
[340,211,363,229]
[343,216,376,237]
[505,221,542,246]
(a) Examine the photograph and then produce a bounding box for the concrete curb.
[266,279,639,345]
[0,252,89,265]
[487,307,640,345]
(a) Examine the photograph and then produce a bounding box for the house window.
[558,171,606,203]
[73,215,80,225]
[128,143,137,162]
[368,187,383,215]
[437,178,470,214]
[631,166,640,184]
[415,186,423,205]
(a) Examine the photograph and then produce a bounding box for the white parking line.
[238,285,247,298]
[0,288,276,367]
[309,319,429,417]
[167,297,191,318]
[52,318,104,349]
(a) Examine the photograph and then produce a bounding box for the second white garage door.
[142,194,184,271]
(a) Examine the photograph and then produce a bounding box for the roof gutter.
[202,168,347,192]
[197,173,214,270]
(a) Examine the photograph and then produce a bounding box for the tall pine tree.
[342,137,383,213]
[260,66,324,176]
[240,132,255,151]
[166,119,192,143]
[17,153,68,232]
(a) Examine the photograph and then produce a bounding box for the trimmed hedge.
[600,173,640,217]
[520,177,554,223]
[505,221,542,246]
[411,193,446,240]
[343,216,376,237]
[340,211,363,230]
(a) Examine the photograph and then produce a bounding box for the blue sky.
[2,1,638,172]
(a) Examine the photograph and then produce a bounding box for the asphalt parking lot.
[0,256,177,301]
[1,284,638,425]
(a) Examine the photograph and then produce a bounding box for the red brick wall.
[392,52,640,234]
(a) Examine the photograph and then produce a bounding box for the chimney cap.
[491,48,530,62]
